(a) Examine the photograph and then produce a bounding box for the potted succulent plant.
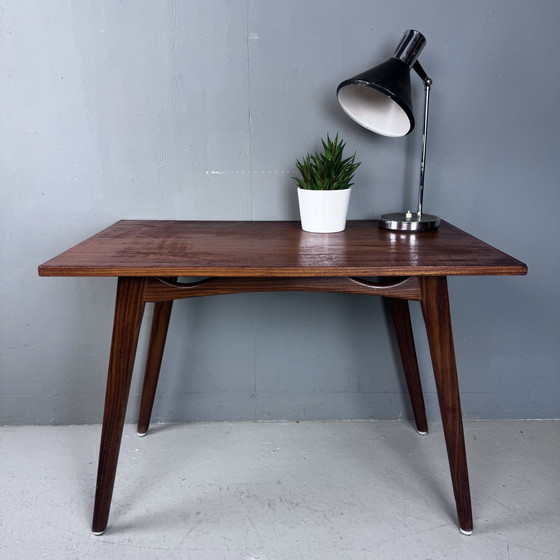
[293,134,360,233]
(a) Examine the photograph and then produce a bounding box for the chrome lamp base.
[379,212,440,232]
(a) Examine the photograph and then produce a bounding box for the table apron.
[143,276,422,302]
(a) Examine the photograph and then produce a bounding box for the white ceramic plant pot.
[297,188,351,233]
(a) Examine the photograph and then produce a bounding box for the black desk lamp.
[337,30,440,232]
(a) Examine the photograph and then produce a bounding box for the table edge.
[38,265,528,278]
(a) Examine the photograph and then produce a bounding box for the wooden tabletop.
[38,220,527,278]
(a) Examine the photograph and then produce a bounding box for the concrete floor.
[1,420,558,560]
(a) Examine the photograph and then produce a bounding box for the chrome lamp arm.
[413,61,433,220]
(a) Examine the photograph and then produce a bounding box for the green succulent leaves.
[294,134,361,191]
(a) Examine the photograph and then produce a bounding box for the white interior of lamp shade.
[338,84,411,137]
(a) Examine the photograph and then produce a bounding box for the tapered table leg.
[137,300,174,436]
[420,277,473,534]
[92,277,147,535]
[389,298,428,434]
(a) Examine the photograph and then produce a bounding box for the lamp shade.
[337,59,414,137]
[337,30,427,137]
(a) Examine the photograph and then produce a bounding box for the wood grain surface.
[38,220,527,278]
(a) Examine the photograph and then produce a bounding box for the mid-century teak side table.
[38,220,527,535]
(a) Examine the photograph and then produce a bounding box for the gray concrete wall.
[1,0,558,424]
